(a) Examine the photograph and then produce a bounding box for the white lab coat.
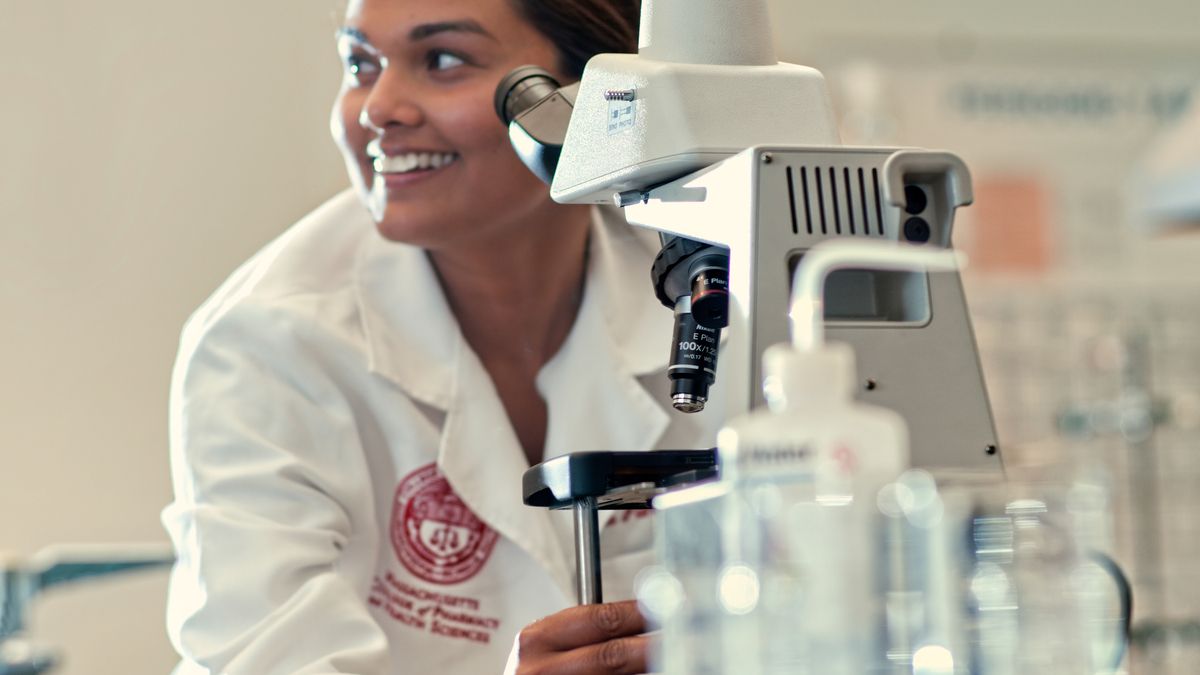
[162,190,724,674]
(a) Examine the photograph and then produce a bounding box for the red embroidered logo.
[391,463,498,585]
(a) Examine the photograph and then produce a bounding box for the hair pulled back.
[509,0,641,80]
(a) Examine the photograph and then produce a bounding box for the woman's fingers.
[534,634,650,675]
[513,600,651,674]
[520,600,646,652]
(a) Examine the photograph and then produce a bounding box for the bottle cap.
[762,341,856,410]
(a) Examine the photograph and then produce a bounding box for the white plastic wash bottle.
[718,238,967,492]
[712,240,965,675]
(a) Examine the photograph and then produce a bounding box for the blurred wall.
[1,1,1198,674]
[0,2,346,673]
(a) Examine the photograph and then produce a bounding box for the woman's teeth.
[373,152,458,174]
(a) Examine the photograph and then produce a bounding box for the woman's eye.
[345,55,380,82]
[428,50,466,72]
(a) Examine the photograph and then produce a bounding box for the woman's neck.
[428,202,593,374]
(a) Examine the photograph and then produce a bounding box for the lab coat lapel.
[538,207,674,531]
[537,312,670,533]
[356,231,456,409]
[357,226,576,596]
[357,205,676,597]
[437,207,675,594]
[437,340,577,598]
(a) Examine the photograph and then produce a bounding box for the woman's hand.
[510,599,649,674]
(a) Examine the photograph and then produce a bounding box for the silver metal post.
[572,496,602,604]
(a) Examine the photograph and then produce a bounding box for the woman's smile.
[367,140,462,192]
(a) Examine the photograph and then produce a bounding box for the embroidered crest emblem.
[391,463,498,585]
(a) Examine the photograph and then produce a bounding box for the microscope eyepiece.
[495,66,575,184]
[494,66,561,126]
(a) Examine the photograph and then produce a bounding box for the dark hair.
[509,0,641,80]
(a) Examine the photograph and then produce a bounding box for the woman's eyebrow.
[409,19,497,42]
[335,21,495,48]
[336,26,371,46]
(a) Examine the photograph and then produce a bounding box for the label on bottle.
[728,437,862,485]
[733,440,816,475]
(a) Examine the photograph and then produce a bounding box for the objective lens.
[690,267,729,329]
[668,298,719,414]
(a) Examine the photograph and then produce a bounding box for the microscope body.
[527,0,1001,471]
[548,54,839,205]
[623,146,1001,473]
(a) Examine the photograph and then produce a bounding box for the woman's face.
[333,0,565,248]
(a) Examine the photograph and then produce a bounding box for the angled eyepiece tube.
[494,66,576,184]
[494,66,561,126]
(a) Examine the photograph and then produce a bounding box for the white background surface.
[2,1,1199,673]
[1,2,346,673]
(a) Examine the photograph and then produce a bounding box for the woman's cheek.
[332,92,373,192]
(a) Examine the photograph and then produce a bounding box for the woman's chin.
[363,183,451,245]
[366,184,388,224]
[370,207,448,248]
[363,186,417,243]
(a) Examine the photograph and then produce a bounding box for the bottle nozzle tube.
[789,241,965,351]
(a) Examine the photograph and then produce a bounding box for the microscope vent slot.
[871,168,885,236]
[857,168,870,237]
[785,166,799,234]
[829,167,842,234]
[843,167,857,235]
[815,167,828,234]
[799,167,814,234]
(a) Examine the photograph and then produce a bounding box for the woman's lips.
[378,167,440,188]
[372,150,459,173]
[369,152,459,191]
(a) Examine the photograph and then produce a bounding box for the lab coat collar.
[355,228,459,409]
[436,207,672,597]
[356,205,673,596]
[585,205,675,378]
[355,205,670,410]
[534,207,674,536]
[535,205,674,461]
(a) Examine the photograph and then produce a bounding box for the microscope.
[500,3,1134,672]
[496,0,1001,599]
[496,0,998,467]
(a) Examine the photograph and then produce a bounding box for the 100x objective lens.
[690,267,729,329]
[668,298,719,413]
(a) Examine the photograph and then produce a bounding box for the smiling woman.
[160,0,723,674]
[331,0,572,250]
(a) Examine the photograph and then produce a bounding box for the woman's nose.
[359,70,424,132]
